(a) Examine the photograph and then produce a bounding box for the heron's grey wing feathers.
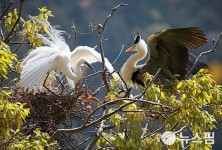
[147,27,207,79]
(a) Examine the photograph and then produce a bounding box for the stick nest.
[10,85,90,134]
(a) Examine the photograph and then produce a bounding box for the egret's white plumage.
[20,20,119,93]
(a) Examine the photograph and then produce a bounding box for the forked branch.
[185,32,222,78]
[97,3,127,92]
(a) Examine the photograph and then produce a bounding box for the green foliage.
[0,91,55,150]
[1,5,56,149]
[22,7,53,47]
[7,128,53,150]
[97,69,222,149]
[0,41,17,79]
[105,77,120,101]
[0,92,29,139]
[5,9,19,31]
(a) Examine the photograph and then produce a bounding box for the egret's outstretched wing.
[20,47,59,93]
[71,46,119,79]
[71,46,101,67]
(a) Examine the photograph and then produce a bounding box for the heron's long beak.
[84,62,97,72]
[125,45,136,52]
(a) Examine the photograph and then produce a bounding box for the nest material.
[10,85,90,134]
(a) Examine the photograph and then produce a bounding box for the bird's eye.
[134,35,141,44]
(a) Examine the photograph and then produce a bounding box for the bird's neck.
[63,66,81,81]
[120,47,148,88]
[124,48,148,69]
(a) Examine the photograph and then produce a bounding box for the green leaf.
[177,81,183,89]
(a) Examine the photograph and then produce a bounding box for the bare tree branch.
[112,44,125,65]
[185,32,222,78]
[97,3,127,92]
[85,120,105,150]
[47,96,173,143]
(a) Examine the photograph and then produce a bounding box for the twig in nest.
[43,73,57,96]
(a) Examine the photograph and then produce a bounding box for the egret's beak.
[84,62,97,72]
[125,45,136,52]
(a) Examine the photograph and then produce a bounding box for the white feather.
[20,20,120,93]
[20,47,59,93]
[71,46,120,79]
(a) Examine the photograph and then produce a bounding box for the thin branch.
[173,125,187,134]
[112,44,124,65]
[142,121,167,139]
[77,136,91,147]
[86,120,105,150]
[103,3,128,31]
[47,100,134,143]
[83,70,103,79]
[98,3,128,92]
[0,1,14,20]
[4,0,24,43]
[185,32,222,78]
[43,73,58,96]
[141,123,149,138]
[137,68,161,99]
[47,97,172,143]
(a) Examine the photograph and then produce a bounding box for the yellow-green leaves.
[0,90,55,149]
[22,7,53,47]
[38,7,53,20]
[177,81,183,89]
[0,5,57,149]
[0,93,29,140]
[5,9,19,31]
[105,77,120,101]
[0,41,17,79]
[7,128,54,150]
[109,108,124,131]
[98,69,222,149]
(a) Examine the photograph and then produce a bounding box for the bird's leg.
[43,72,57,96]
[126,87,132,98]
[54,72,67,95]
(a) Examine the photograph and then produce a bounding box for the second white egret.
[20,20,119,93]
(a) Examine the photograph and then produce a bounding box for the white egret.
[120,27,208,88]
[20,20,119,93]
